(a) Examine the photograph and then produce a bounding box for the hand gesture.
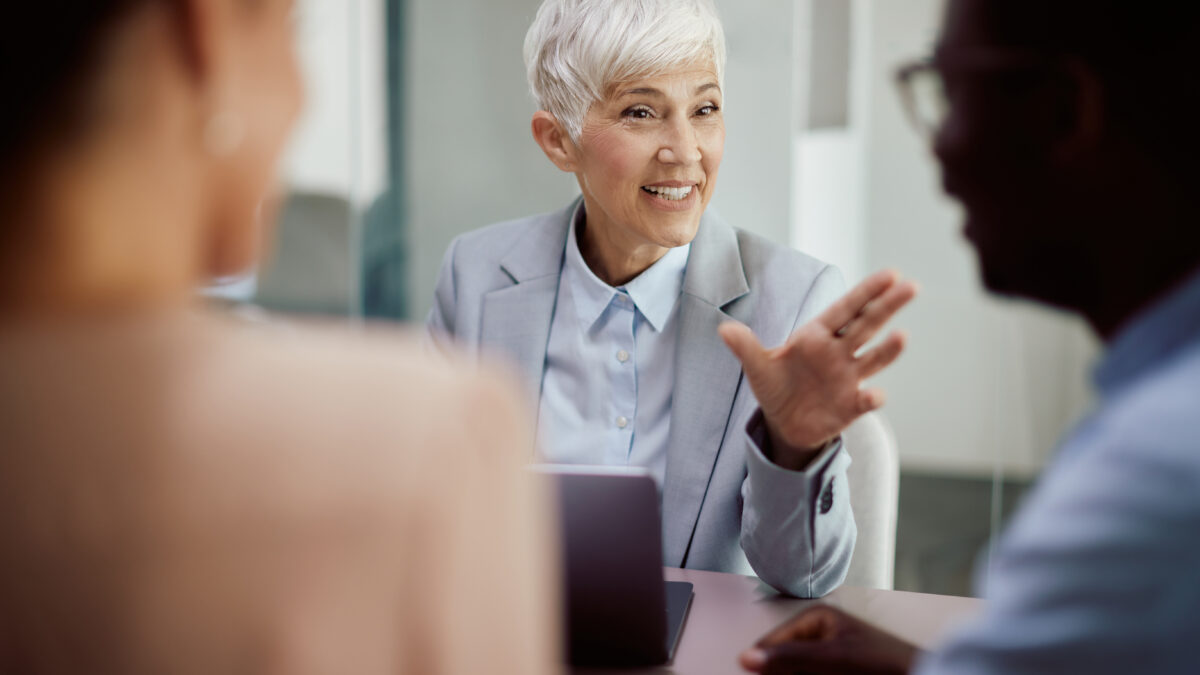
[719,270,916,466]
[739,605,919,674]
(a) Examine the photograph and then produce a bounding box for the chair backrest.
[255,192,356,316]
[842,412,899,590]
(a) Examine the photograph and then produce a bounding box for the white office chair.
[254,192,356,316]
[842,412,900,590]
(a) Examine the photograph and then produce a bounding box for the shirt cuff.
[744,408,844,479]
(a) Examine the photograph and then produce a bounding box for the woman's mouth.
[639,183,700,212]
[641,185,694,201]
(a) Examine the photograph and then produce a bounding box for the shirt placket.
[609,290,637,464]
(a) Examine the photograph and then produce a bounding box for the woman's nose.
[657,117,702,165]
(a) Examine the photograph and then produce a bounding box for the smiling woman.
[543,66,725,284]
[427,0,917,599]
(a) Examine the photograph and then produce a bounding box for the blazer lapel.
[479,202,575,401]
[662,211,753,567]
[480,278,559,397]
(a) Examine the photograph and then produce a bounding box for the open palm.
[720,270,917,463]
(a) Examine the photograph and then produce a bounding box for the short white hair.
[523,0,727,142]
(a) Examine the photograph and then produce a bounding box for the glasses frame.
[894,48,1063,140]
[895,58,940,138]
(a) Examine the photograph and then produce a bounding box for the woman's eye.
[623,106,653,120]
[697,104,720,116]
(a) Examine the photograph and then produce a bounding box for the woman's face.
[206,0,304,277]
[573,64,724,253]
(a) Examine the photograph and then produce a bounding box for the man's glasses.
[895,59,945,140]
[894,49,1060,140]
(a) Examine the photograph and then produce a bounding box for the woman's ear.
[531,111,579,172]
[168,0,225,88]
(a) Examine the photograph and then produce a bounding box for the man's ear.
[531,111,579,172]
[1052,58,1105,165]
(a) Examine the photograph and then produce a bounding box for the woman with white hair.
[429,0,915,597]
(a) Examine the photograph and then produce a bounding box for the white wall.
[285,0,388,207]
[793,0,865,282]
[707,0,796,246]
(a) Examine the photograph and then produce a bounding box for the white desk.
[574,567,983,675]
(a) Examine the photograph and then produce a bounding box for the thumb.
[719,321,767,372]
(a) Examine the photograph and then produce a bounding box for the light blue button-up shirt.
[536,206,690,491]
[917,268,1200,674]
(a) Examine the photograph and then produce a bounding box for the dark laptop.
[539,466,694,667]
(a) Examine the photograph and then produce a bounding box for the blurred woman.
[0,1,555,673]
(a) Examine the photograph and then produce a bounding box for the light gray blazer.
[428,200,855,597]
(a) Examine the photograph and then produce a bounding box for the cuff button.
[819,482,834,514]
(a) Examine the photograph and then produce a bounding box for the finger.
[855,330,907,380]
[739,647,768,672]
[754,606,838,648]
[839,280,918,350]
[758,643,841,675]
[817,269,899,333]
[720,321,769,373]
[858,387,887,414]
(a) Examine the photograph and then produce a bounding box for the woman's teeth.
[642,185,694,201]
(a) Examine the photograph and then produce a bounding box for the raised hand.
[719,270,917,468]
[739,605,919,675]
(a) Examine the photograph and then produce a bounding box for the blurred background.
[247,0,1100,597]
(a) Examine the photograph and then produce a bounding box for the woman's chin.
[646,216,702,249]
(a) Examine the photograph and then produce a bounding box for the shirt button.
[616,416,629,429]
[616,350,630,363]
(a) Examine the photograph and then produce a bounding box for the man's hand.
[719,270,916,468]
[739,605,919,675]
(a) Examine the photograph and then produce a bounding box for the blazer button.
[819,482,834,514]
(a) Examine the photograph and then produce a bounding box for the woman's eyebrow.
[617,82,722,98]
[619,86,664,97]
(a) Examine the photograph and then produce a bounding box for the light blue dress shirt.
[536,206,690,493]
[917,268,1200,674]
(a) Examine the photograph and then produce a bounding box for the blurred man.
[739,0,1200,673]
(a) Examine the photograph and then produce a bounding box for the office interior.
[223,0,1100,598]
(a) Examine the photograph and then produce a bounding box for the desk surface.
[574,567,983,675]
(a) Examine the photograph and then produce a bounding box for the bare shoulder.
[0,311,546,673]
[206,311,516,406]
[171,311,532,495]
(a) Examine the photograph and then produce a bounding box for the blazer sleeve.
[738,264,857,598]
[426,236,461,342]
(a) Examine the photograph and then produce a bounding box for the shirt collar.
[562,202,691,332]
[1094,266,1200,397]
